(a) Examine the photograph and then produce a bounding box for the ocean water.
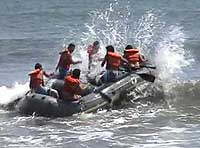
[0,0,200,147]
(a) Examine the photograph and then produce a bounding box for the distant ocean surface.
[0,0,200,147]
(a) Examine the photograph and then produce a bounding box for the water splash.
[82,2,130,49]
[0,82,29,105]
[155,26,194,82]
[133,10,165,57]
[78,1,131,74]
[152,26,195,106]
[60,0,195,106]
[78,4,165,73]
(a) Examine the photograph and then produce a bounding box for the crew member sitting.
[29,63,58,98]
[62,69,85,101]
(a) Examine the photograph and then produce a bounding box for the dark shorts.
[101,70,123,83]
[58,67,69,80]
[33,86,48,95]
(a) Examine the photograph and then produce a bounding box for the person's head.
[72,68,81,79]
[35,63,42,70]
[68,43,75,53]
[125,45,133,50]
[106,45,115,53]
[93,41,100,48]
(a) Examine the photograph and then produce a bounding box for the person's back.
[29,63,49,95]
[29,68,42,89]
[57,50,71,70]
[105,51,122,70]
[29,63,59,98]
[56,43,82,80]
[123,45,145,69]
[62,69,83,101]
[101,45,122,70]
[100,45,125,83]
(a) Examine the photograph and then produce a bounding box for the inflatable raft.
[17,67,156,117]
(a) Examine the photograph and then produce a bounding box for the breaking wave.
[0,82,29,105]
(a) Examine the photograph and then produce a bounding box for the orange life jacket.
[106,52,122,70]
[29,69,44,88]
[124,48,140,64]
[58,50,72,70]
[64,75,80,96]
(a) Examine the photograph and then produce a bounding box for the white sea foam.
[0,82,29,105]
[155,26,194,82]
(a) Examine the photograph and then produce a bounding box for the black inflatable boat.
[17,67,156,117]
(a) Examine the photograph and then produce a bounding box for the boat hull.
[17,68,155,117]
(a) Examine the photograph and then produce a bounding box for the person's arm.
[97,53,104,61]
[72,60,82,64]
[121,57,132,71]
[67,54,82,65]
[139,54,146,62]
[55,61,60,71]
[101,55,107,67]
[55,59,60,71]
[55,52,63,71]
[76,86,84,96]
[43,71,50,78]
[97,58,104,62]
[121,57,129,65]
[28,69,40,76]
[87,45,93,54]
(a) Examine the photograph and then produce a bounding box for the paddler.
[29,63,58,97]
[55,43,82,80]
[123,45,146,70]
[100,45,129,83]
[62,69,89,101]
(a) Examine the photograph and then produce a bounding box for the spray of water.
[0,1,195,107]
[0,82,29,105]
[77,4,166,74]
[155,26,194,82]
[82,2,130,48]
[77,1,131,75]
[134,10,165,57]
[76,1,194,104]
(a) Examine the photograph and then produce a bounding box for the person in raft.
[123,45,146,70]
[55,43,82,80]
[29,63,58,98]
[87,41,101,70]
[100,45,130,83]
[61,68,89,101]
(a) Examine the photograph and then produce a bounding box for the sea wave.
[0,82,29,105]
